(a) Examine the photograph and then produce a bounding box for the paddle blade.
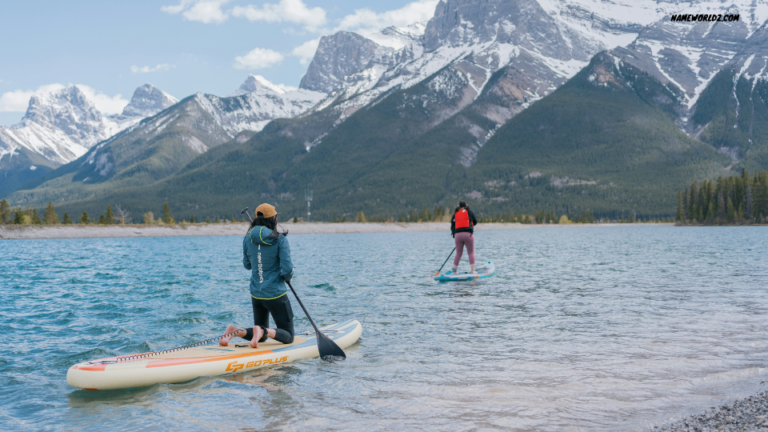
[316,330,346,361]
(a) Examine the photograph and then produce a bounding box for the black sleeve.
[469,210,479,226]
[450,215,456,235]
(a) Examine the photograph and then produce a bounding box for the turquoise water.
[2,226,768,431]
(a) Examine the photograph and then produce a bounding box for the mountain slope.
[688,23,768,168]
[465,52,731,215]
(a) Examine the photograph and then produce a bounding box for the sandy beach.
[0,221,668,240]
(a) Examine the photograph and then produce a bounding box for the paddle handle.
[435,247,456,276]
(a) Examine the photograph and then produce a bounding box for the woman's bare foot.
[219,325,240,346]
[249,326,264,348]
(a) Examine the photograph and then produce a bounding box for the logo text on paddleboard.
[225,356,289,372]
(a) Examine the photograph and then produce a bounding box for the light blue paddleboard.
[434,261,495,281]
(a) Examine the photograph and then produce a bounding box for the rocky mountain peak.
[299,31,394,94]
[121,84,179,117]
[228,74,287,97]
[21,85,103,130]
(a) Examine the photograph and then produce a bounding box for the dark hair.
[247,212,288,239]
[455,201,469,213]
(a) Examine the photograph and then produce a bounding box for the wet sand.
[0,222,667,240]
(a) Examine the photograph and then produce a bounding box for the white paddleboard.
[67,320,362,391]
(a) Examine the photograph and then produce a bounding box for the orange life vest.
[455,209,471,229]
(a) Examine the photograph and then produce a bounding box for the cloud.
[161,0,230,24]
[131,64,176,74]
[291,38,320,66]
[0,84,128,115]
[337,0,438,33]
[75,85,129,115]
[0,84,66,112]
[231,0,326,32]
[233,48,285,70]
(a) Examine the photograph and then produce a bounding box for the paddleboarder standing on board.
[220,203,295,348]
[450,201,479,274]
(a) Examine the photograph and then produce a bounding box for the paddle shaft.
[286,281,321,334]
[435,247,456,276]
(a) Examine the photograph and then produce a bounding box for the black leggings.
[243,294,295,344]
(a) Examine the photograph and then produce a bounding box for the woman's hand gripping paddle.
[241,207,346,361]
[434,247,456,277]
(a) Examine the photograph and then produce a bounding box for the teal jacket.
[243,226,293,300]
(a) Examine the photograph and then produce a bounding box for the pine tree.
[746,183,754,222]
[13,208,25,224]
[420,206,431,222]
[675,191,684,222]
[0,199,10,224]
[409,209,418,222]
[205,217,211,223]
[355,211,367,223]
[726,197,735,222]
[62,213,73,224]
[341,215,346,222]
[105,205,114,224]
[98,214,106,224]
[42,201,58,224]
[706,201,715,224]
[162,202,174,224]
[190,215,195,223]
[31,209,42,224]
[80,211,90,224]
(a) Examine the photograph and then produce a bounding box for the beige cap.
[254,203,278,218]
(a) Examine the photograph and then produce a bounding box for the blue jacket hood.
[250,226,278,245]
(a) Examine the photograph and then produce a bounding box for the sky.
[0,0,439,126]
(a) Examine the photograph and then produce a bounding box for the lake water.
[2,226,768,431]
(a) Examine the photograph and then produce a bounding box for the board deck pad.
[67,320,362,391]
[146,337,309,360]
[434,261,495,281]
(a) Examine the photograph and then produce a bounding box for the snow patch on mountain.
[227,74,294,97]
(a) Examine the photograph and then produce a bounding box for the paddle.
[287,281,346,361]
[241,207,346,361]
[434,247,456,276]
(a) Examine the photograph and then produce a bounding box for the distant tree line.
[675,170,768,225]
[1,199,673,227]
[0,201,248,226]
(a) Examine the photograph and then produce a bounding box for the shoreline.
[0,222,672,240]
[654,390,768,431]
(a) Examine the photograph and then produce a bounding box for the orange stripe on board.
[79,364,107,371]
[145,350,275,368]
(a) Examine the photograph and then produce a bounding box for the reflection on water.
[2,226,768,431]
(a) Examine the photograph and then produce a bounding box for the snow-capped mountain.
[300,0,768,152]
[201,75,326,134]
[299,0,677,148]
[121,84,179,117]
[0,84,178,166]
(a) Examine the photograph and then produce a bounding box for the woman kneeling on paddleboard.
[450,201,479,274]
[220,203,295,348]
